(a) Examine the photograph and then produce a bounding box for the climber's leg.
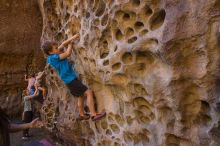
[67,79,106,121]
[84,89,106,121]
[77,96,90,120]
[78,96,85,116]
[84,89,96,115]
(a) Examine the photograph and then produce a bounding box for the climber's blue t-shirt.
[47,54,77,84]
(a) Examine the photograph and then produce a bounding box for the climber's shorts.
[66,79,88,97]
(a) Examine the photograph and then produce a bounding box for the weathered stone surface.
[39,0,220,145]
[0,0,45,116]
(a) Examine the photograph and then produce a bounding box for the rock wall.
[39,0,220,146]
[0,0,45,116]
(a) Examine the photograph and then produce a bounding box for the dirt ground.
[10,128,52,146]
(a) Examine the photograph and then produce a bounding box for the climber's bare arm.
[59,44,73,60]
[58,33,79,50]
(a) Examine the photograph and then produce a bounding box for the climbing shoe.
[91,112,106,121]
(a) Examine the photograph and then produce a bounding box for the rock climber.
[42,33,106,121]
[24,73,36,95]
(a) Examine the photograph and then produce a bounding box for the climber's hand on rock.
[75,33,80,38]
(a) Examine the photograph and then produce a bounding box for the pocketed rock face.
[40,0,220,145]
[0,0,45,116]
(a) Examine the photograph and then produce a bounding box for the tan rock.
[39,0,220,145]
